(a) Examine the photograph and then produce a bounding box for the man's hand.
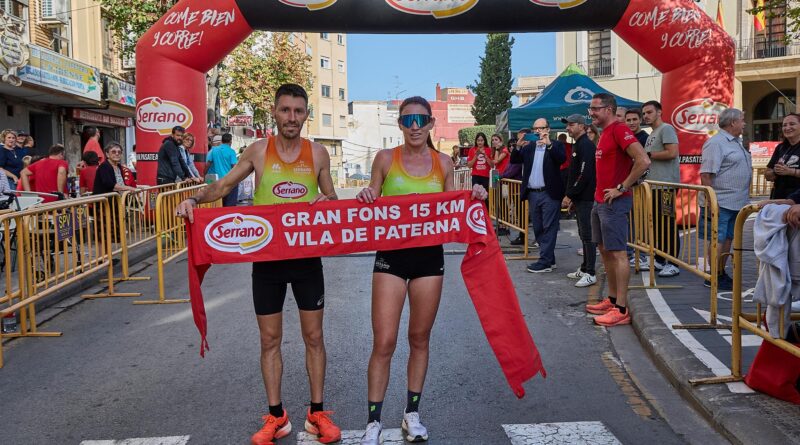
[603,187,622,204]
[471,184,488,201]
[561,196,572,209]
[174,198,197,223]
[309,193,330,205]
[356,187,379,204]
[192,177,203,184]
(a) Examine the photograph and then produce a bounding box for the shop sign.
[71,109,133,127]
[227,114,253,126]
[106,76,136,106]
[20,45,101,101]
[0,11,29,86]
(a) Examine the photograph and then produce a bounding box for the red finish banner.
[187,191,546,397]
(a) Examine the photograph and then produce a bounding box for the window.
[320,56,330,69]
[101,14,116,71]
[306,45,312,56]
[288,33,295,44]
[586,30,612,77]
[3,0,28,20]
[322,113,332,127]
[755,1,788,58]
[308,108,315,120]
[337,60,345,73]
[338,88,345,101]
[51,24,70,56]
[320,32,329,40]
[337,34,344,45]
[321,85,331,98]
[339,115,346,127]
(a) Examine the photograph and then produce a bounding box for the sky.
[347,33,556,104]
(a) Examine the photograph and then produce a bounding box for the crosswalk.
[80,422,623,445]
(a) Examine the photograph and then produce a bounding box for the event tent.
[498,64,643,133]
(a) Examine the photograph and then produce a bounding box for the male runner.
[175,84,341,445]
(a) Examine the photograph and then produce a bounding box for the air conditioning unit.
[40,0,70,25]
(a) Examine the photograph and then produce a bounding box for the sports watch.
[616,184,628,193]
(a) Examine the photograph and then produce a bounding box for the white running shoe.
[575,274,597,288]
[629,256,649,269]
[658,263,680,277]
[653,260,665,271]
[567,268,585,279]
[402,412,429,442]
[361,421,383,445]
[577,248,584,256]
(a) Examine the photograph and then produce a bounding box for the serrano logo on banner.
[205,214,273,254]
[671,98,727,136]
[386,0,478,18]
[466,203,487,235]
[136,97,194,135]
[530,0,588,8]
[278,0,337,10]
[272,181,309,199]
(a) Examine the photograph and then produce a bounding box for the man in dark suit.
[510,118,566,272]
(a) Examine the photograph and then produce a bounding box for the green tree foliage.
[749,0,800,40]
[469,33,515,126]
[220,32,313,129]
[458,125,497,146]
[99,0,176,58]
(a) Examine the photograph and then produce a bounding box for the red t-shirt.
[595,121,637,203]
[560,142,573,170]
[494,147,510,175]
[28,158,68,202]
[468,146,492,178]
[83,139,104,163]
[79,165,98,192]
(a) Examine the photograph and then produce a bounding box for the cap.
[17,130,28,136]
[212,135,222,143]
[561,114,586,125]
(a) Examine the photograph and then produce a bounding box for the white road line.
[641,273,753,393]
[692,308,764,347]
[503,422,622,445]
[80,437,190,445]
[296,428,404,445]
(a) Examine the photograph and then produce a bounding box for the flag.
[716,1,724,29]
[186,191,547,397]
[754,0,767,33]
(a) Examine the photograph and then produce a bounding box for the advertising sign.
[0,11,29,86]
[20,45,101,101]
[106,77,136,106]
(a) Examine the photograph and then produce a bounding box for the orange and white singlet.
[254,137,318,205]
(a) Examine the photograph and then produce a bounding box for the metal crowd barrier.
[691,204,800,386]
[489,178,533,260]
[454,168,471,191]
[750,167,772,198]
[134,185,219,305]
[0,195,139,368]
[627,182,680,291]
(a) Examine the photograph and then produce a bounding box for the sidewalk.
[498,219,800,445]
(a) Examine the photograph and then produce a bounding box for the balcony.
[737,38,800,61]
[577,58,614,78]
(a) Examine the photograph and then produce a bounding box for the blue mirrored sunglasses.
[399,114,432,129]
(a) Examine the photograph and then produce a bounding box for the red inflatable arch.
[135,0,734,186]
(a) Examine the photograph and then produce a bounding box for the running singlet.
[253,137,318,205]
[381,146,445,197]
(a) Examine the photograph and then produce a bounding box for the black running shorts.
[251,257,325,315]
[373,245,444,281]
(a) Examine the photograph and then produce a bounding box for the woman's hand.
[471,184,488,201]
[174,198,197,223]
[774,163,793,176]
[357,187,379,204]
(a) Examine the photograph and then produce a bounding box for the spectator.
[492,134,510,176]
[510,118,566,272]
[0,129,26,189]
[79,151,100,195]
[765,113,800,199]
[450,145,461,166]
[586,124,600,145]
[615,106,627,123]
[557,133,573,192]
[642,100,681,278]
[625,108,649,146]
[509,129,531,246]
[127,144,137,179]
[93,142,137,195]
[699,108,751,291]
[21,155,31,168]
[20,133,34,152]
[467,132,493,191]
[561,114,597,287]
[0,170,9,195]
[83,126,104,164]
[207,133,239,206]
[180,133,203,183]
[156,126,190,185]
[20,144,68,202]
[585,92,650,327]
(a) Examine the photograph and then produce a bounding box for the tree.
[98,0,176,58]
[749,0,800,40]
[220,32,314,129]
[469,33,515,126]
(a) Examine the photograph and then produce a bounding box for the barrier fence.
[488,178,533,260]
[0,195,140,367]
[134,185,219,305]
[454,168,471,191]
[750,167,772,198]
[691,204,800,386]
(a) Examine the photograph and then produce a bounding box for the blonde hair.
[0,129,17,143]
[22,155,31,167]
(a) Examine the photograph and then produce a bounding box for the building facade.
[511,75,556,105]
[552,0,798,149]
[343,100,404,179]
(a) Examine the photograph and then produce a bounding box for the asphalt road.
[0,220,728,445]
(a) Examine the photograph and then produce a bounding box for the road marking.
[297,428,404,444]
[641,274,753,393]
[600,351,653,418]
[80,437,190,445]
[692,308,763,347]
[503,422,622,444]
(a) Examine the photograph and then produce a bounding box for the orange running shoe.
[586,298,614,315]
[251,410,292,445]
[304,409,341,444]
[594,307,631,327]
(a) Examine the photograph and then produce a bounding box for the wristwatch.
[616,184,628,193]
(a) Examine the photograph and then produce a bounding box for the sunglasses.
[399,114,432,129]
